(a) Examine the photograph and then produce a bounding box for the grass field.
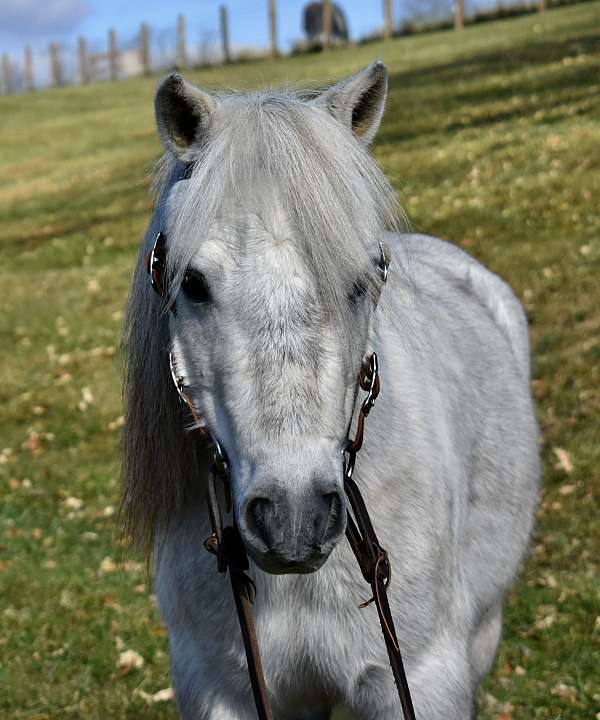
[1,3,599,718]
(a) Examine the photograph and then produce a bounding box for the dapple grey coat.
[121,62,539,719]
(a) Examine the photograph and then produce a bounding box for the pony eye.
[181,269,211,304]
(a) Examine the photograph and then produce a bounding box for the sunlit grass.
[1,3,599,718]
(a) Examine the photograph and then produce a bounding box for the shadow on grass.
[393,33,600,88]
[380,32,600,144]
[2,171,150,252]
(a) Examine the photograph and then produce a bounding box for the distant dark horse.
[303,2,349,43]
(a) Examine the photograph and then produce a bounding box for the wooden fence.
[0,1,556,95]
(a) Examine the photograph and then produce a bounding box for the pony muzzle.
[238,481,347,574]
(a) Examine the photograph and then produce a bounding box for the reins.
[145,232,416,720]
[343,353,416,720]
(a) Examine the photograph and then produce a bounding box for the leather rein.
[146,231,416,720]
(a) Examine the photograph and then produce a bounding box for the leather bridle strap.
[343,354,417,720]
[345,478,416,720]
[204,464,274,720]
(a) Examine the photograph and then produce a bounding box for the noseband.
[145,232,416,720]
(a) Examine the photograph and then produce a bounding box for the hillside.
[0,2,599,718]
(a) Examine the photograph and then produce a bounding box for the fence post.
[78,37,89,84]
[177,14,187,68]
[1,54,11,95]
[454,0,464,30]
[49,42,62,87]
[220,6,230,64]
[24,47,34,91]
[268,0,278,57]
[322,0,333,48]
[108,28,118,81]
[383,0,393,40]
[139,23,151,76]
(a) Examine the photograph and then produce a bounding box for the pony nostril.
[245,497,273,549]
[319,490,345,546]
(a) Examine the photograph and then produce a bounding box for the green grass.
[1,3,599,718]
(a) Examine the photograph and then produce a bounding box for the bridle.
[145,231,417,720]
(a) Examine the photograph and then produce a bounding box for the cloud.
[0,0,90,36]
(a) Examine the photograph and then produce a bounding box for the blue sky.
[0,0,394,55]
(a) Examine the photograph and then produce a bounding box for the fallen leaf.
[122,560,142,573]
[108,415,124,431]
[117,649,144,674]
[22,432,41,453]
[60,590,74,608]
[64,497,84,511]
[153,688,174,702]
[559,483,575,496]
[104,595,123,613]
[553,447,573,474]
[135,687,174,703]
[551,683,577,702]
[99,557,117,574]
[534,609,556,631]
[481,692,498,710]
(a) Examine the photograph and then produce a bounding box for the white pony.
[121,62,539,719]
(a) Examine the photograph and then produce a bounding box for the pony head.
[122,62,399,574]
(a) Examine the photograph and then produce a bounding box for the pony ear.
[315,61,388,145]
[154,73,216,161]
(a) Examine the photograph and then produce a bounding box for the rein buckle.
[146,231,167,297]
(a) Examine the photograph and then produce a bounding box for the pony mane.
[120,85,405,553]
